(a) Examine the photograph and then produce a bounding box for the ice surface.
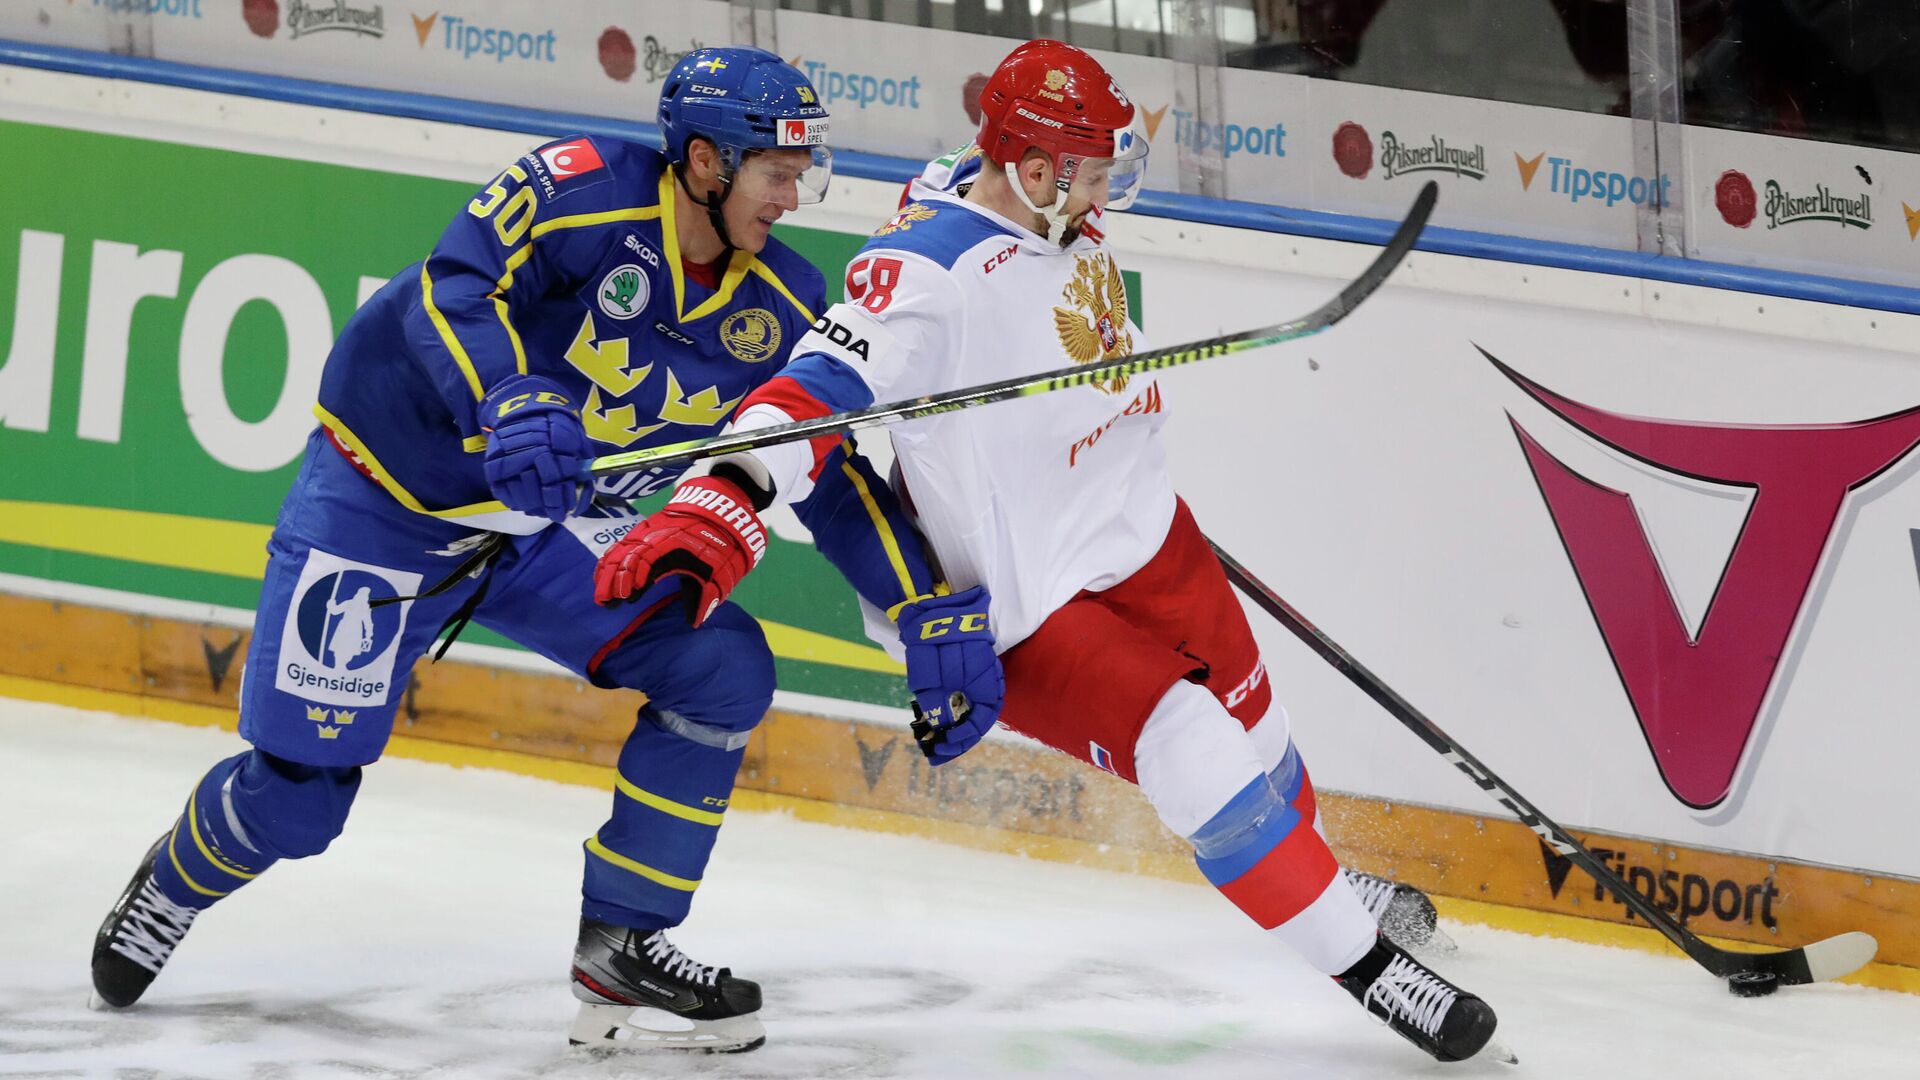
[4,697,1916,1079]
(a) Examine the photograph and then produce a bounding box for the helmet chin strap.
[675,154,738,255]
[1003,161,1075,247]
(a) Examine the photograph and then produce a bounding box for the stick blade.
[1800,931,1879,984]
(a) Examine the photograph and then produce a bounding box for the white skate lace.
[641,931,719,987]
[1364,954,1458,1038]
[109,878,199,975]
[1347,870,1399,922]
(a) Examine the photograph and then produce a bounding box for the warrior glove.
[594,472,770,628]
[480,374,594,523]
[897,586,1005,765]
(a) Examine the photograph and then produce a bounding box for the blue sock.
[150,753,276,910]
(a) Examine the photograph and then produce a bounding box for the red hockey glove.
[593,474,769,627]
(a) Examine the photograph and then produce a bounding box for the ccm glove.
[594,472,770,628]
[480,374,593,523]
[897,586,1005,765]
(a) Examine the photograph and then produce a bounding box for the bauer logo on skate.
[274,549,421,707]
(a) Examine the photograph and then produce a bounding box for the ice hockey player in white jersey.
[602,39,1503,1064]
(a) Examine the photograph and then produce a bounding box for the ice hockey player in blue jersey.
[87,47,965,1054]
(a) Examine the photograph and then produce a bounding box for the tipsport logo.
[1515,152,1671,210]
[1141,104,1285,160]
[94,0,201,15]
[794,59,921,111]
[410,10,556,64]
[1492,349,1920,810]
[274,549,420,707]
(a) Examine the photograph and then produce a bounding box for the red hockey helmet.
[976,40,1149,218]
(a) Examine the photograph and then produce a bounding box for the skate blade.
[1414,923,1459,955]
[1478,1036,1519,1065]
[567,1001,765,1054]
[86,990,124,1012]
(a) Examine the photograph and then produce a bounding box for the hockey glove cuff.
[593,474,770,628]
[480,374,594,523]
[897,586,1004,765]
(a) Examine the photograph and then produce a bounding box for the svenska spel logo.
[275,549,420,706]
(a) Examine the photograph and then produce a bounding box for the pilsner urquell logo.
[1379,131,1487,182]
[1763,179,1872,230]
[286,0,384,38]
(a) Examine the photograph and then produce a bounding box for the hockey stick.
[1210,541,1879,994]
[585,181,1440,479]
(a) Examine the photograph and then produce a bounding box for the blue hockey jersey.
[313,135,936,612]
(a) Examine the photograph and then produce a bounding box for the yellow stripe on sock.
[614,774,725,826]
[584,835,700,892]
[186,788,258,881]
[165,822,229,898]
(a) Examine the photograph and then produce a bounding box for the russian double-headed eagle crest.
[1052,253,1133,395]
[877,203,938,235]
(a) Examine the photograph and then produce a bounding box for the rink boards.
[4,65,1920,984]
[3,590,1917,989]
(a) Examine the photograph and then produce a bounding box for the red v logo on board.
[1487,348,1920,808]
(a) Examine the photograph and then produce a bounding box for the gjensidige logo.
[274,549,419,707]
[286,0,383,39]
[1763,179,1873,231]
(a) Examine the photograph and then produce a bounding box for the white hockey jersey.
[734,148,1177,651]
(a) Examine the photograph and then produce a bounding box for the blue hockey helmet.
[659,47,832,207]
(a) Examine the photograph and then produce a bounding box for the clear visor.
[1058,115,1151,213]
[730,146,834,207]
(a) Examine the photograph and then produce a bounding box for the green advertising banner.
[0,119,908,704]
[0,117,1141,710]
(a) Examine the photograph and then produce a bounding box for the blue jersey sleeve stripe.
[782,353,878,413]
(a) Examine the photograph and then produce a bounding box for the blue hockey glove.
[480,374,594,523]
[897,586,1004,765]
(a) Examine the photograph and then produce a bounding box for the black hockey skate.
[90,834,201,1010]
[1334,937,1512,1064]
[1347,869,1453,952]
[568,918,765,1052]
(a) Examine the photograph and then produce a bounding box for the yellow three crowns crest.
[1051,254,1133,395]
